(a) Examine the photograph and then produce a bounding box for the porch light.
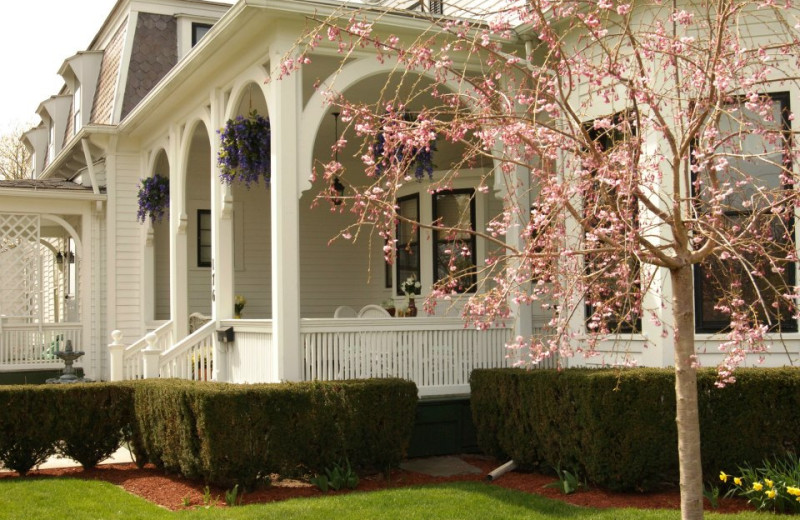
[55,251,75,264]
[331,111,345,206]
[331,177,345,206]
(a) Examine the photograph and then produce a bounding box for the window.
[191,23,212,47]
[396,194,420,295]
[430,0,444,14]
[197,210,211,267]
[693,93,796,332]
[433,189,476,293]
[73,82,81,132]
[48,122,55,162]
[584,113,641,333]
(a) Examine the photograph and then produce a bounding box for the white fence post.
[108,330,125,381]
[142,332,162,379]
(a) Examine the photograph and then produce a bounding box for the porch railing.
[0,321,82,368]
[159,321,215,381]
[122,320,173,380]
[301,317,516,397]
[223,319,274,383]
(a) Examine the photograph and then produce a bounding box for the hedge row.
[0,383,133,475]
[129,378,418,489]
[471,367,800,492]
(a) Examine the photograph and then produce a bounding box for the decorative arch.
[225,71,271,122]
[298,58,476,194]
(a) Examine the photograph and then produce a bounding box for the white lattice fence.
[0,214,41,319]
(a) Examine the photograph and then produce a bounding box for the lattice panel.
[0,214,41,318]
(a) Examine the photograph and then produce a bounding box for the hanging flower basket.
[137,174,169,224]
[218,110,271,188]
[372,113,436,180]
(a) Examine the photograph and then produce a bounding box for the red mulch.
[0,456,750,513]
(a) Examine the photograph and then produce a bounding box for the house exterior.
[0,0,797,396]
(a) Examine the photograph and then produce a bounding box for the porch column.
[144,223,155,323]
[169,125,189,340]
[267,40,303,382]
[80,205,96,379]
[495,159,534,359]
[211,88,233,382]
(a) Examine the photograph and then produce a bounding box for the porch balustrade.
[111,317,547,397]
[0,320,82,369]
[120,320,174,380]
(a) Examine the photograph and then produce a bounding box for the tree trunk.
[670,264,704,520]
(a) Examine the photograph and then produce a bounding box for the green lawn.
[0,479,764,520]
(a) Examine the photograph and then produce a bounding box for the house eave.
[0,187,107,202]
[39,125,117,181]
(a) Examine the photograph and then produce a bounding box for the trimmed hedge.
[130,378,418,489]
[471,367,800,492]
[0,383,132,475]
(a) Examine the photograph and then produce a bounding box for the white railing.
[0,321,82,368]
[122,320,173,380]
[159,321,216,381]
[301,317,515,397]
[224,319,274,383]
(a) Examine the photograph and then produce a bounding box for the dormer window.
[191,23,212,47]
[48,123,55,162]
[73,82,82,132]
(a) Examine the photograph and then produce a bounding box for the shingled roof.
[0,179,103,192]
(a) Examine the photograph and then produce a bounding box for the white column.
[211,88,233,382]
[169,126,189,340]
[108,330,124,381]
[144,223,155,323]
[268,41,303,382]
[495,159,534,355]
[80,206,96,379]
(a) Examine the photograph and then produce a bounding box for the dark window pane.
[433,189,476,293]
[197,209,211,268]
[396,194,420,295]
[192,23,212,47]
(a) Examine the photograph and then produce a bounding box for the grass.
[0,478,766,519]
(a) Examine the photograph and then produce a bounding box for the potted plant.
[234,295,246,319]
[381,299,396,317]
[218,110,271,188]
[136,174,169,224]
[399,275,421,317]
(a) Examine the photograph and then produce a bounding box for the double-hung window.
[693,93,796,332]
[432,189,476,293]
[396,194,420,295]
[583,113,641,333]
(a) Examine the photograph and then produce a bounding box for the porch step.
[407,398,479,458]
[0,368,84,386]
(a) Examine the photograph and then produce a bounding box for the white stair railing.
[119,321,173,380]
[159,320,216,381]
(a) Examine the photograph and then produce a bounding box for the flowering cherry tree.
[289,1,800,518]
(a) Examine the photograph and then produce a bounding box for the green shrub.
[0,383,134,474]
[129,378,417,489]
[54,383,134,469]
[471,367,800,492]
[0,386,59,475]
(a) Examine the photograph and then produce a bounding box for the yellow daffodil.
[720,471,729,483]
[733,477,742,486]
[767,489,777,499]
[765,479,774,489]
[753,482,763,491]
[787,486,800,496]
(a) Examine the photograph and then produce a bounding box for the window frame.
[197,209,212,268]
[191,22,213,47]
[432,188,477,294]
[582,112,642,334]
[395,193,421,296]
[73,81,82,133]
[693,92,797,333]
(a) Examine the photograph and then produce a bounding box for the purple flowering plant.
[372,113,436,180]
[137,174,169,224]
[218,110,271,188]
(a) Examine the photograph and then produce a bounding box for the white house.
[0,0,797,400]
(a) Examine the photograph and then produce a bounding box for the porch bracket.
[80,138,101,196]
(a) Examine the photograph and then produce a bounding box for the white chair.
[358,304,391,318]
[334,306,358,318]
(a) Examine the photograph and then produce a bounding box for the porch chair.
[333,306,358,318]
[357,305,391,318]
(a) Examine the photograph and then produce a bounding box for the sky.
[0,1,121,133]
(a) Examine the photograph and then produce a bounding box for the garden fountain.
[46,339,93,384]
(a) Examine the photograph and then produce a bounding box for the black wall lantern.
[56,251,75,265]
[331,111,345,206]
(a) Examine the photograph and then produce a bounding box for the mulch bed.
[0,456,750,513]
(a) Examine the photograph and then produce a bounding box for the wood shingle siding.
[92,18,128,125]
